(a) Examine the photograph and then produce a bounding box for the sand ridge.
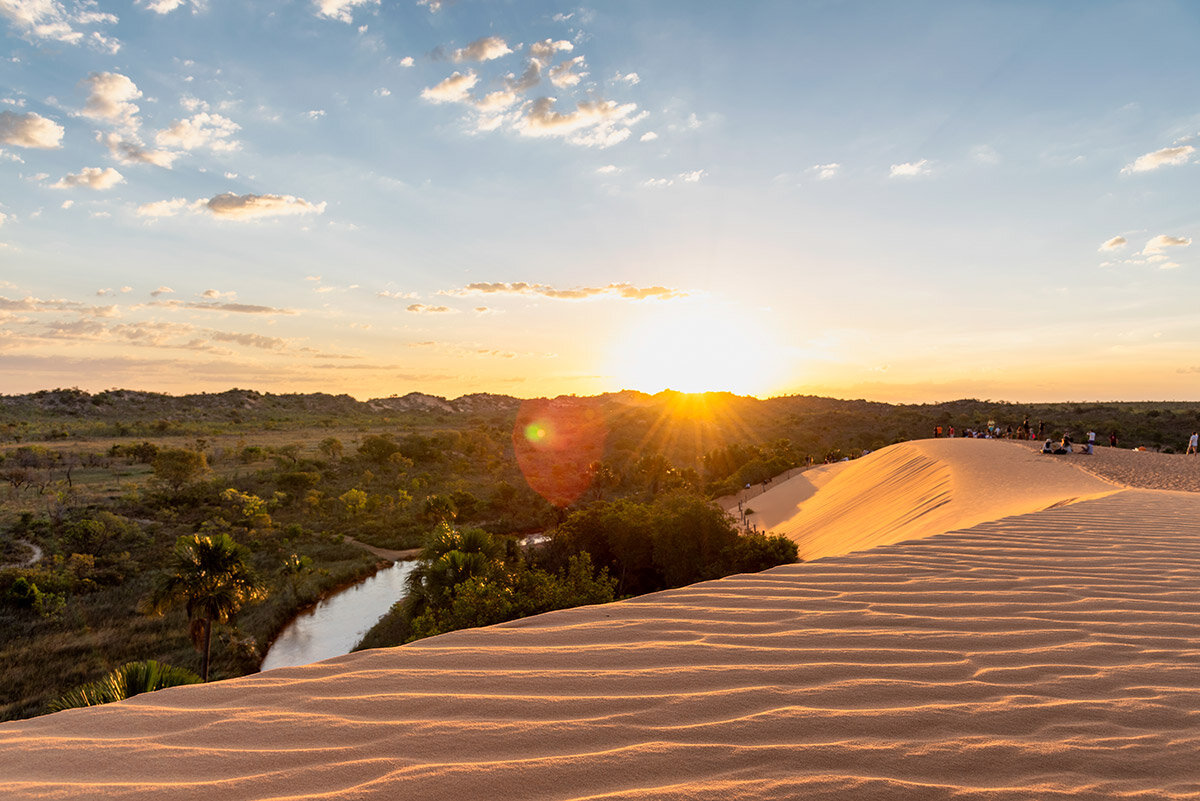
[1,439,1198,800]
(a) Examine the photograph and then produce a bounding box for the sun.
[606,301,785,396]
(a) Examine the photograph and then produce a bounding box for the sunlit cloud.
[1121,145,1194,174]
[377,289,418,299]
[596,164,620,174]
[889,159,930,178]
[407,303,455,313]
[147,299,295,314]
[1099,236,1127,251]
[639,131,657,142]
[136,197,190,217]
[516,97,643,147]
[473,89,517,112]
[548,56,587,88]
[204,192,326,220]
[52,166,124,190]
[398,56,414,67]
[452,35,511,62]
[80,72,141,130]
[421,71,478,103]
[618,72,640,85]
[445,281,685,301]
[154,112,240,151]
[1142,234,1192,255]
[529,38,573,60]
[315,0,379,23]
[0,110,64,148]
[151,286,174,296]
[0,0,119,51]
[99,132,177,167]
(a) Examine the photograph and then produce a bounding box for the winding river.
[260,559,417,672]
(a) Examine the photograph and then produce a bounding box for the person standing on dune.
[1188,432,1198,455]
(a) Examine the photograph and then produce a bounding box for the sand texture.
[2,439,1198,800]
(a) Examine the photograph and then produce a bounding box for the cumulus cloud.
[0,110,64,148]
[810,162,840,180]
[474,89,517,112]
[1121,145,1194,174]
[150,286,174,296]
[138,0,202,12]
[596,164,620,174]
[639,131,657,142]
[406,303,455,313]
[453,36,511,62]
[446,281,685,301]
[548,56,587,88]
[80,72,141,130]
[0,0,119,50]
[1142,234,1192,255]
[618,72,640,85]
[1099,236,1127,251]
[529,38,573,60]
[889,159,931,178]
[154,112,240,151]
[421,71,478,103]
[99,132,176,167]
[314,0,379,23]
[204,192,326,220]
[136,197,190,217]
[398,56,414,67]
[516,97,642,147]
[52,166,124,189]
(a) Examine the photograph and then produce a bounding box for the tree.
[144,534,265,681]
[47,661,201,712]
[152,448,208,491]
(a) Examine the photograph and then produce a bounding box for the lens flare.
[513,399,607,507]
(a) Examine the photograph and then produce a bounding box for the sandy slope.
[1,439,1198,800]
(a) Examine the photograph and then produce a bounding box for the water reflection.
[261,559,416,671]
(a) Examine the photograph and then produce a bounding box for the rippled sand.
[2,439,1197,800]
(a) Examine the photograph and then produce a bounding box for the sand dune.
[2,439,1198,800]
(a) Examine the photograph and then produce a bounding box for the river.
[260,559,417,671]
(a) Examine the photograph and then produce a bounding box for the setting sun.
[606,302,784,396]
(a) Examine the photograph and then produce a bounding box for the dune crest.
[756,438,1119,560]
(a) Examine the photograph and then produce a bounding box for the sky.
[1,0,1198,403]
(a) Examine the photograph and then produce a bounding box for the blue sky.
[1,0,1198,401]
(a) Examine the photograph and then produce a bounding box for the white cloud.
[99,132,177,167]
[377,289,418,300]
[204,192,326,220]
[138,0,198,13]
[52,166,124,189]
[618,72,640,85]
[889,159,931,178]
[61,200,73,209]
[136,197,190,217]
[0,0,119,50]
[548,56,587,88]
[1142,234,1192,255]
[446,281,685,301]
[154,112,240,151]
[374,87,391,97]
[596,164,620,174]
[0,110,64,148]
[639,131,657,142]
[517,97,642,148]
[810,162,840,180]
[1099,236,1127,252]
[417,0,441,11]
[306,109,326,119]
[1121,145,1194,174]
[474,89,517,112]
[314,0,379,23]
[151,286,174,296]
[452,36,511,62]
[421,71,478,103]
[679,169,706,183]
[398,56,414,67]
[80,72,141,130]
[507,59,543,92]
[529,38,573,60]
[0,211,5,226]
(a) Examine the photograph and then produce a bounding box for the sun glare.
[607,303,784,396]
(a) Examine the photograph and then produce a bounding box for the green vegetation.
[48,660,201,712]
[3,387,1198,722]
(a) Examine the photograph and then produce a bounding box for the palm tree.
[48,660,201,712]
[145,533,266,681]
[402,523,501,618]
